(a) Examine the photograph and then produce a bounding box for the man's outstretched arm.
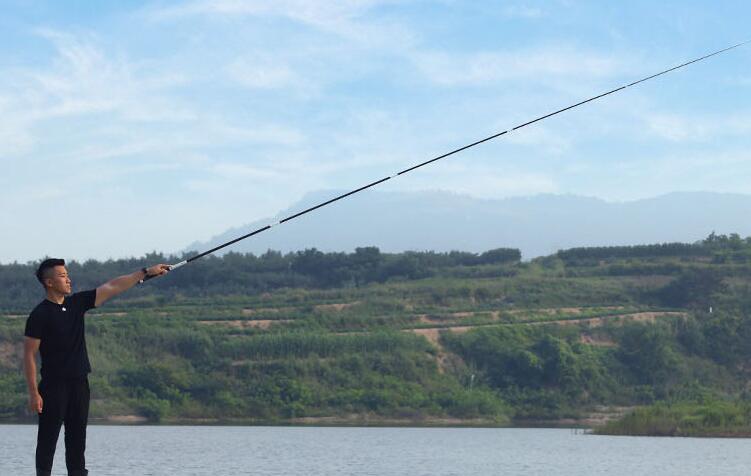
[95,264,171,307]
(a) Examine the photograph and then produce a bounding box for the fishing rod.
[143,40,749,282]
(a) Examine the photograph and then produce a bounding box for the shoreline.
[4,418,751,437]
[0,414,608,429]
[3,416,511,428]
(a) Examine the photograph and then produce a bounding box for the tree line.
[556,233,751,265]
[0,247,521,311]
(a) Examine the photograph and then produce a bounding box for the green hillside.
[1,233,750,430]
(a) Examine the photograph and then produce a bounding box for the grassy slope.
[1,253,749,429]
[595,401,751,437]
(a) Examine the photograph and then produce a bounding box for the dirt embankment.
[241,307,290,316]
[516,406,636,429]
[100,415,149,424]
[407,310,686,371]
[288,414,506,427]
[199,319,292,329]
[408,311,687,337]
[535,311,687,328]
[87,410,625,428]
[315,302,360,312]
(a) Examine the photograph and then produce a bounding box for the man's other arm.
[24,337,42,414]
[95,264,171,307]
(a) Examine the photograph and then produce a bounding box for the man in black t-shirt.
[24,258,170,476]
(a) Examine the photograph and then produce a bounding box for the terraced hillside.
[1,236,750,425]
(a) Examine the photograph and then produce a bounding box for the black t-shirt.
[24,290,97,380]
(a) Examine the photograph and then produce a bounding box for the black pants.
[36,377,90,473]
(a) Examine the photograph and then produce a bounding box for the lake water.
[2,425,750,475]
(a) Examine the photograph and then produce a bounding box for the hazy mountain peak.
[185,190,751,259]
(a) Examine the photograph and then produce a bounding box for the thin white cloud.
[728,76,751,87]
[26,29,193,122]
[226,56,299,89]
[505,125,573,155]
[458,172,558,197]
[597,148,751,200]
[0,29,195,162]
[152,0,384,25]
[0,96,35,156]
[397,161,558,198]
[501,5,544,19]
[146,0,417,46]
[414,46,629,86]
[204,120,306,146]
[0,29,306,168]
[646,112,751,142]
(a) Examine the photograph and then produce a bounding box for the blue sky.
[2,1,750,263]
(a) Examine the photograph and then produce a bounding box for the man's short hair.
[36,258,66,284]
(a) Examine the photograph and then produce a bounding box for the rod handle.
[138,263,179,284]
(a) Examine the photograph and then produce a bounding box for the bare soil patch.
[406,311,686,339]
[411,328,441,345]
[242,307,289,316]
[105,415,149,424]
[289,414,501,426]
[526,311,687,328]
[407,328,473,374]
[199,319,292,329]
[579,334,617,347]
[417,314,434,324]
[410,326,474,342]
[508,306,625,317]
[417,311,482,325]
[624,311,685,323]
[582,406,635,427]
[518,406,635,428]
[314,301,360,312]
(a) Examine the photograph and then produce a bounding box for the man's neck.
[45,291,65,305]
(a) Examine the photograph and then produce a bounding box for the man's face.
[45,265,72,295]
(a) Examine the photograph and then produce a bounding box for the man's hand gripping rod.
[140,262,185,283]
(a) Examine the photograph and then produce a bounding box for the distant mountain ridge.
[184,191,751,259]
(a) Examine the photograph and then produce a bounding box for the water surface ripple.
[2,425,749,475]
